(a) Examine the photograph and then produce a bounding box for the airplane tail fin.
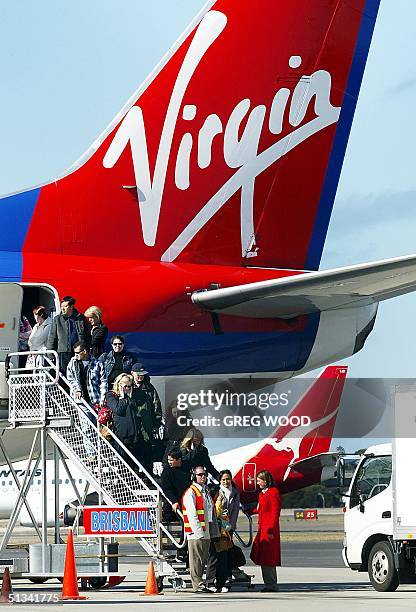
[267,365,347,486]
[274,365,347,458]
[234,365,347,492]
[5,1,380,274]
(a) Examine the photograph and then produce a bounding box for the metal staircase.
[3,350,253,587]
[5,351,184,572]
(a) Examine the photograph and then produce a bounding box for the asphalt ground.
[3,512,416,610]
[4,567,416,611]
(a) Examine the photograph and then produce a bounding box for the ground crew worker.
[182,466,219,592]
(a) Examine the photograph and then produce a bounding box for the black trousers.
[120,440,153,477]
[58,352,73,375]
[205,542,232,589]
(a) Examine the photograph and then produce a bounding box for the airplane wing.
[191,253,416,318]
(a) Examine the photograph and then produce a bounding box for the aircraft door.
[242,462,257,492]
[0,283,23,406]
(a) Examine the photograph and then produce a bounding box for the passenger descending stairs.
[7,358,183,570]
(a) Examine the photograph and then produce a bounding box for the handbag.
[96,404,112,425]
[229,544,246,568]
[94,404,113,440]
[214,534,234,553]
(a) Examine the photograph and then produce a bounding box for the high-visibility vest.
[182,484,206,534]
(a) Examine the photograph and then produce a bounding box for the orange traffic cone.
[60,529,87,600]
[142,560,161,595]
[0,567,13,603]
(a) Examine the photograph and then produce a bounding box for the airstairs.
[2,351,186,586]
[1,350,252,589]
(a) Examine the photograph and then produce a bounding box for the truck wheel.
[368,541,399,592]
[88,576,107,590]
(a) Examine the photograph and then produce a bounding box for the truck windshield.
[350,455,392,508]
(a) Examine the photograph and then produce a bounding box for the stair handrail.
[233,504,253,548]
[5,350,60,384]
[40,354,186,549]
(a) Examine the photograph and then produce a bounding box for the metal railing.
[6,351,252,553]
[6,352,186,557]
[234,505,253,548]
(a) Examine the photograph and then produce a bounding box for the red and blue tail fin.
[3,0,380,275]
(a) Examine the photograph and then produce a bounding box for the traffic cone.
[0,567,12,603]
[60,530,87,600]
[142,560,161,595]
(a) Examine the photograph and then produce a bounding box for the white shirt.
[28,318,51,351]
[220,484,232,500]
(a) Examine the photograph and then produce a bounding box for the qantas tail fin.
[229,365,348,493]
[271,365,347,458]
[9,1,380,271]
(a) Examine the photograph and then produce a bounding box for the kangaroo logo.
[266,407,339,481]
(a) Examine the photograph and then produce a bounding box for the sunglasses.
[195,472,206,477]
[113,343,124,346]
[74,350,85,355]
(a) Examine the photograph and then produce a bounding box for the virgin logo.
[103,10,340,260]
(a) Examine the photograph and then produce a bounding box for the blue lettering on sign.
[147,513,153,531]
[138,511,147,532]
[112,511,120,532]
[120,511,128,531]
[128,511,137,531]
[99,511,109,531]
[91,512,99,532]
[88,509,153,533]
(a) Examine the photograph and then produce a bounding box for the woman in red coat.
[250,470,281,592]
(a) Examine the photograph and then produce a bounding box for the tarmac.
[5,566,416,611]
[3,511,415,610]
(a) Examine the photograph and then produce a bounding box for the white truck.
[339,385,416,591]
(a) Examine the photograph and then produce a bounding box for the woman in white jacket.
[27,306,51,367]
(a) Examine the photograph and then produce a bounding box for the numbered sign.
[294,509,318,520]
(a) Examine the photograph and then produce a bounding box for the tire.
[368,541,399,592]
[88,576,107,590]
[156,576,164,593]
[28,577,48,584]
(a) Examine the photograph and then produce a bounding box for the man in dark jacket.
[131,362,164,470]
[161,449,191,513]
[47,296,89,374]
[131,363,162,431]
[100,336,136,388]
[161,449,191,563]
[131,362,162,429]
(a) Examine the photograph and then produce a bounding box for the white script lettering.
[102,10,340,259]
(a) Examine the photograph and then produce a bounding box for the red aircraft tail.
[21,0,380,271]
[231,365,348,495]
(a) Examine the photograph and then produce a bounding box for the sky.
[0,1,415,451]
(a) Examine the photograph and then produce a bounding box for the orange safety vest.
[182,484,206,534]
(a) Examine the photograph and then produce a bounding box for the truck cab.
[341,433,416,592]
[342,444,393,572]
